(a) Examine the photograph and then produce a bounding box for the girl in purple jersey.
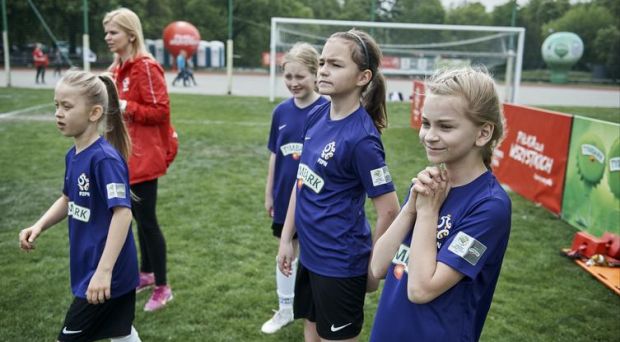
[370,67,511,341]
[278,30,400,342]
[262,42,327,334]
[19,70,141,342]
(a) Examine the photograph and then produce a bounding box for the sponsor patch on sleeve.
[448,231,487,266]
[370,166,392,187]
[106,183,127,199]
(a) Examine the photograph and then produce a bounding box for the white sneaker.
[261,309,294,334]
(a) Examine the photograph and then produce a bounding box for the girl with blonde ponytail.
[19,69,141,342]
[370,67,511,342]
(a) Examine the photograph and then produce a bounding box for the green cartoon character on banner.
[575,132,606,228]
[607,138,620,200]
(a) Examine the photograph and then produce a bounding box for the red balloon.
[163,21,201,57]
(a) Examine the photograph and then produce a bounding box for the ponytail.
[98,75,131,162]
[362,72,387,133]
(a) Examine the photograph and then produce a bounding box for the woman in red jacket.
[103,7,177,312]
[33,43,48,84]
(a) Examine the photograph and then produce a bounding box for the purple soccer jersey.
[267,96,328,224]
[63,137,138,298]
[295,102,395,277]
[371,171,511,342]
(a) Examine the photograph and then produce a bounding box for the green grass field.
[1,88,619,341]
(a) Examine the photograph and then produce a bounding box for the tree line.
[4,0,619,78]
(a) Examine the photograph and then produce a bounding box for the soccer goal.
[269,17,525,103]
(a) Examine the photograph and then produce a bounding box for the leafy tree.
[519,0,570,68]
[491,0,519,27]
[391,0,444,24]
[594,26,620,79]
[445,2,492,26]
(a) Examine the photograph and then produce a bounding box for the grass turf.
[1,88,619,341]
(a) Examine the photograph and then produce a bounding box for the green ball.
[607,138,620,199]
[577,132,606,186]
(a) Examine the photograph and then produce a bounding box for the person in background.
[172,50,188,87]
[53,48,63,77]
[104,7,177,312]
[261,42,328,335]
[33,43,48,84]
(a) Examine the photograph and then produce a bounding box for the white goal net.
[269,17,525,103]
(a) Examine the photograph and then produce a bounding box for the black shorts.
[57,290,135,342]
[293,262,367,340]
[271,222,297,239]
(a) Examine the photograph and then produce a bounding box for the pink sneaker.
[144,285,173,312]
[136,272,155,293]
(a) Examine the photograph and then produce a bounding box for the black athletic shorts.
[57,290,135,342]
[271,222,297,239]
[293,261,367,340]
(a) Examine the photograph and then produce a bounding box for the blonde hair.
[282,42,320,77]
[425,66,504,169]
[103,8,152,69]
[60,69,131,161]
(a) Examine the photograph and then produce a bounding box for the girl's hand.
[277,240,295,277]
[264,196,274,218]
[19,226,42,251]
[415,166,450,213]
[412,165,446,196]
[86,269,112,304]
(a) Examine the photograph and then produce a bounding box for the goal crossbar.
[269,17,525,103]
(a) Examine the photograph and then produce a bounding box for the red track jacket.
[113,55,178,185]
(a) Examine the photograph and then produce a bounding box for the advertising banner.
[492,104,573,214]
[561,116,620,235]
[410,80,425,129]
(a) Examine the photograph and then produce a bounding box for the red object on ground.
[601,232,620,259]
[163,21,200,57]
[569,231,608,259]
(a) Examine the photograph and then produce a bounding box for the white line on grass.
[0,104,53,119]
[174,119,270,126]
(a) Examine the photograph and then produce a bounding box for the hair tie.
[348,30,370,69]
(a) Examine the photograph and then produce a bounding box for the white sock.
[276,256,297,312]
[110,326,141,342]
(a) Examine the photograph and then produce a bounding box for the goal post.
[269,17,525,103]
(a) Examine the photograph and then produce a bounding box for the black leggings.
[131,179,168,286]
[35,66,45,83]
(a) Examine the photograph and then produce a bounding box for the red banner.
[261,52,285,67]
[410,80,425,129]
[492,104,573,214]
[381,56,400,69]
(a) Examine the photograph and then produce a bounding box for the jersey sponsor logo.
[62,327,83,335]
[78,173,90,197]
[392,243,409,280]
[297,163,324,193]
[448,231,487,266]
[122,78,130,92]
[278,124,287,130]
[370,166,392,187]
[280,143,303,160]
[68,201,91,222]
[330,323,352,332]
[106,183,127,199]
